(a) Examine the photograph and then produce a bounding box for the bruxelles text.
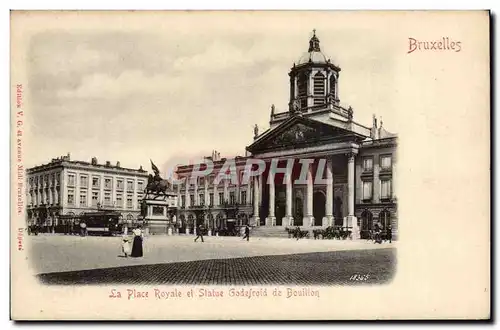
[170,158,339,186]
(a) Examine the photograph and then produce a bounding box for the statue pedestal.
[143,192,177,235]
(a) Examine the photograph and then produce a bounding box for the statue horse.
[145,175,171,196]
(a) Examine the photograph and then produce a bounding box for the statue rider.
[150,160,163,191]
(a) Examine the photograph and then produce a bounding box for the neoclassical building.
[175,31,397,239]
[26,154,148,231]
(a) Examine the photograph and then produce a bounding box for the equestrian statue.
[145,160,172,196]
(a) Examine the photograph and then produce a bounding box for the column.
[223,179,228,204]
[204,178,209,206]
[323,157,334,227]
[347,152,360,239]
[307,70,314,109]
[252,175,260,226]
[194,178,198,206]
[283,172,293,227]
[303,166,314,227]
[265,171,276,226]
[184,179,189,207]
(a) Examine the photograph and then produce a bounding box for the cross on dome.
[308,29,321,52]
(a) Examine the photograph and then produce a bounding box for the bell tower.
[288,30,341,115]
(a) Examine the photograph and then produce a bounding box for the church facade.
[175,31,397,239]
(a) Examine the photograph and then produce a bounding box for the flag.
[150,159,160,175]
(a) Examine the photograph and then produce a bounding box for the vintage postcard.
[10,11,490,320]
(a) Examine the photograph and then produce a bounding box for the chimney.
[116,161,121,167]
[91,157,98,165]
[67,152,71,160]
[105,161,111,167]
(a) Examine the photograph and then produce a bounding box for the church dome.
[297,50,328,64]
[296,30,330,65]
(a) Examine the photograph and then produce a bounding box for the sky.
[23,12,398,177]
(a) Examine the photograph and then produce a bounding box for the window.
[313,72,325,104]
[381,179,392,199]
[104,178,112,189]
[50,174,55,185]
[116,179,124,190]
[362,181,372,200]
[190,194,195,206]
[67,189,75,205]
[209,175,215,185]
[219,192,224,205]
[330,75,336,97]
[199,177,205,186]
[241,191,247,205]
[181,195,186,207]
[297,73,308,98]
[380,155,392,170]
[104,192,111,205]
[92,191,99,206]
[116,193,123,208]
[127,194,133,208]
[55,174,60,185]
[127,180,134,191]
[137,180,144,191]
[229,191,236,205]
[92,177,100,188]
[363,157,373,172]
[80,175,88,188]
[209,193,214,206]
[68,174,76,187]
[199,194,205,206]
[79,191,87,207]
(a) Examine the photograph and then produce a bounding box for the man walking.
[194,224,205,243]
[242,224,250,242]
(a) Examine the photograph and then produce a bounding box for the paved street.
[29,234,396,285]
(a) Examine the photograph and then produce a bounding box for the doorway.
[313,191,325,226]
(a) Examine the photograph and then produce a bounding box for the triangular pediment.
[247,115,364,154]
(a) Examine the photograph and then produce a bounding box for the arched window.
[330,75,336,98]
[297,73,308,98]
[379,209,391,230]
[187,214,194,227]
[313,72,325,106]
[216,212,224,229]
[313,72,325,96]
[297,73,308,109]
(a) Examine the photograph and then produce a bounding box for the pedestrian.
[194,224,205,242]
[130,225,144,257]
[121,236,131,258]
[242,224,250,241]
[374,223,382,244]
[80,221,87,237]
[387,224,392,243]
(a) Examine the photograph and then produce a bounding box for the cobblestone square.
[29,235,396,285]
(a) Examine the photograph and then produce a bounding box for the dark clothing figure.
[374,224,382,244]
[194,226,204,242]
[242,225,250,241]
[387,225,392,243]
[131,228,144,257]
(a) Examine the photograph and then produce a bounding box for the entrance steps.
[250,226,290,238]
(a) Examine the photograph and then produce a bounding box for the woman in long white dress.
[130,226,144,257]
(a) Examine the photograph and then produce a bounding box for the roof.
[297,50,329,65]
